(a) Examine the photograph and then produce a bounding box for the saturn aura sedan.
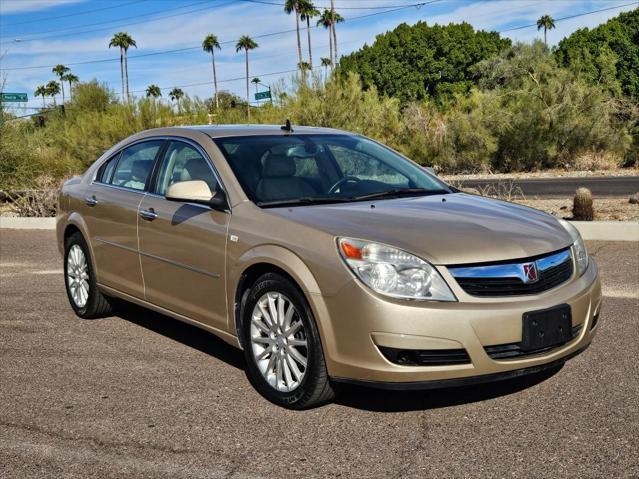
[57,125,602,409]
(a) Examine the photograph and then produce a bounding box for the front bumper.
[315,258,602,385]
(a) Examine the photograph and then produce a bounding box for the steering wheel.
[328,176,361,194]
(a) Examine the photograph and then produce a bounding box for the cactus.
[573,187,594,221]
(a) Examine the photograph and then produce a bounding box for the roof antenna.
[281,119,294,133]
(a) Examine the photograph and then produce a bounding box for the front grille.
[484,324,582,360]
[378,346,471,366]
[449,248,574,297]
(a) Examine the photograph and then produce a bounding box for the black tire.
[240,272,335,409]
[63,231,116,319]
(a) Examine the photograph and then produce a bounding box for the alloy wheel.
[67,244,89,308]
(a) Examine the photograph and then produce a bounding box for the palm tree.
[317,10,334,70]
[202,33,221,109]
[235,35,258,120]
[61,73,79,99]
[169,87,184,113]
[52,64,69,103]
[46,80,61,107]
[300,1,319,69]
[329,7,344,66]
[146,84,161,98]
[252,77,261,95]
[34,85,47,108]
[320,57,331,81]
[536,15,556,46]
[109,32,137,102]
[284,0,304,73]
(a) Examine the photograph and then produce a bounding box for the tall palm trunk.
[41,94,45,108]
[306,16,313,69]
[332,22,338,66]
[68,80,73,99]
[328,29,334,72]
[119,48,125,101]
[60,82,65,104]
[544,28,547,46]
[245,50,250,120]
[295,11,303,75]
[211,51,219,109]
[124,49,130,103]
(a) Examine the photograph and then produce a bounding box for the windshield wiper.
[257,196,353,208]
[350,188,450,201]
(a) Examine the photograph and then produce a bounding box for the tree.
[146,84,161,98]
[329,5,344,66]
[317,10,334,70]
[52,64,70,103]
[34,85,47,107]
[236,35,259,119]
[340,21,511,104]
[45,80,61,107]
[555,9,639,100]
[61,73,79,99]
[169,87,184,112]
[108,32,137,102]
[284,0,305,73]
[252,77,261,94]
[300,1,319,68]
[320,57,332,80]
[536,15,555,46]
[202,33,221,109]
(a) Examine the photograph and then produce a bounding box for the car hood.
[268,193,573,265]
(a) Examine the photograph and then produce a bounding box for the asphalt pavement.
[458,175,639,198]
[1,231,638,478]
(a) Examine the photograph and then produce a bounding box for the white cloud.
[0,0,82,14]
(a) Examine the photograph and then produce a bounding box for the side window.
[328,145,409,186]
[111,141,163,191]
[154,142,218,196]
[95,153,119,184]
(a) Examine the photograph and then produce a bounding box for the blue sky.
[1,0,637,110]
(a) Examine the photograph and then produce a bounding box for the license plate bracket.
[521,304,572,352]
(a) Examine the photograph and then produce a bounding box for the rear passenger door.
[137,140,230,331]
[83,140,164,298]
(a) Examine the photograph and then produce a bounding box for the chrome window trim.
[448,249,573,281]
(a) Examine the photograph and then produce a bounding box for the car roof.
[169,124,351,138]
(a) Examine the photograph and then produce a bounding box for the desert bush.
[7,175,60,217]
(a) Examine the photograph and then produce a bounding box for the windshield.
[214,134,451,207]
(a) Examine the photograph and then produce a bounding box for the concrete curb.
[0,217,637,241]
[0,217,56,230]
[572,221,639,242]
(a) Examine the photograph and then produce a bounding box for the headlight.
[558,219,588,276]
[337,238,456,301]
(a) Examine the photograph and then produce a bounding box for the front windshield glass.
[214,134,450,206]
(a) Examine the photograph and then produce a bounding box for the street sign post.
[0,93,28,102]
[254,90,271,101]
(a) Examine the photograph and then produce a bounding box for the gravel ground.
[515,197,639,221]
[1,231,638,478]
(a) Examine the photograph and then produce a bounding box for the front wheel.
[240,273,335,409]
[64,231,116,319]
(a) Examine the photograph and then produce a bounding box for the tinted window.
[111,141,163,191]
[154,142,218,196]
[214,135,448,205]
[95,153,119,183]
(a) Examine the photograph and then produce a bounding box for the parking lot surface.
[1,230,638,478]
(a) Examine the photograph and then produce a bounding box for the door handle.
[139,208,157,221]
[85,195,98,207]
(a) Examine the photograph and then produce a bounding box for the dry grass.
[5,176,60,218]
[515,197,639,221]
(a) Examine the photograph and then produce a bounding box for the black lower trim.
[332,343,590,391]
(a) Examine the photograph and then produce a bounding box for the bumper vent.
[379,346,471,366]
[450,248,574,297]
[484,324,582,360]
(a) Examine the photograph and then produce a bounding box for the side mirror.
[166,180,228,211]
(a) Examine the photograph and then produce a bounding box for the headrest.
[262,154,295,177]
[181,158,210,182]
[130,160,150,181]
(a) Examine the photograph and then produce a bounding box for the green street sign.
[1,92,28,102]
[255,90,271,101]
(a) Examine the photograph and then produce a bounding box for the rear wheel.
[240,273,334,409]
[64,231,115,319]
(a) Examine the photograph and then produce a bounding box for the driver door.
[137,140,230,331]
